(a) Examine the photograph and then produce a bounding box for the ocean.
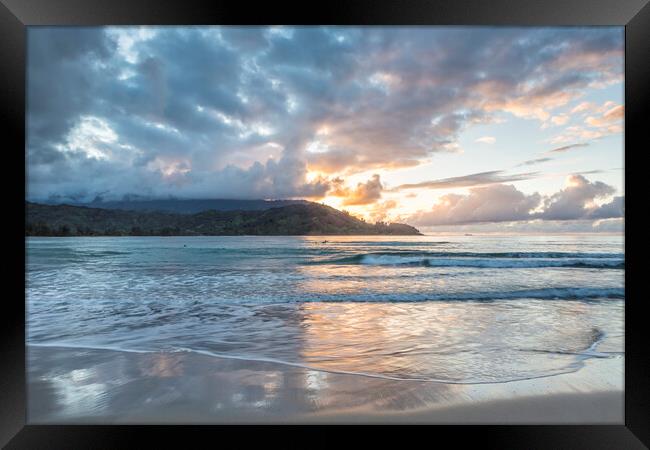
[26,234,624,384]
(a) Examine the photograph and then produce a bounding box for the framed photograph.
[2,0,648,447]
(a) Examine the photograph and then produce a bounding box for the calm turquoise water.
[26,234,624,383]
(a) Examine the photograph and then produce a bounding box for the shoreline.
[27,344,624,424]
[25,232,622,237]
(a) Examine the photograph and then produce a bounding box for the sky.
[27,26,624,233]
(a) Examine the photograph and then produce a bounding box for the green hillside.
[26,202,421,236]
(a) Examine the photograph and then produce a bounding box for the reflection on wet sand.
[138,352,185,378]
[28,297,624,422]
[290,301,623,383]
[26,345,459,422]
[28,299,624,423]
[27,345,623,424]
[28,292,623,423]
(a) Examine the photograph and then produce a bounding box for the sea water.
[26,234,624,383]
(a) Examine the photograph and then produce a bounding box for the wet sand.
[27,345,624,424]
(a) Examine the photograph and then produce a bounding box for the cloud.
[587,196,624,219]
[585,104,624,127]
[550,126,621,144]
[418,218,623,234]
[394,170,539,191]
[516,157,553,167]
[591,217,624,232]
[550,114,570,125]
[331,174,384,206]
[27,27,329,201]
[306,149,420,174]
[409,174,623,226]
[546,142,589,153]
[571,102,595,114]
[573,169,607,176]
[409,184,542,226]
[367,199,399,223]
[536,174,618,220]
[570,100,619,116]
[26,26,623,201]
[475,136,496,144]
[548,102,622,145]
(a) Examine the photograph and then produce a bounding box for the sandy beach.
[27,345,623,424]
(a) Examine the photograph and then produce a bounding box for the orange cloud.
[307,151,420,175]
[329,174,384,206]
[551,114,570,126]
[585,104,624,127]
[367,199,399,223]
[548,102,623,145]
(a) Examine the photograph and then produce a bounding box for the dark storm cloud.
[27,26,623,201]
[27,28,116,158]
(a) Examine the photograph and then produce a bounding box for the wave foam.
[314,251,624,269]
[291,287,625,302]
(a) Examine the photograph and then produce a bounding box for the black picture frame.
[2,0,648,447]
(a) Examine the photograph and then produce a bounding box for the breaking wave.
[311,251,624,269]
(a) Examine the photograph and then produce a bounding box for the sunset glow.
[27,26,624,232]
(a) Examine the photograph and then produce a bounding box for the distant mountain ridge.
[26,201,421,236]
[63,198,309,214]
